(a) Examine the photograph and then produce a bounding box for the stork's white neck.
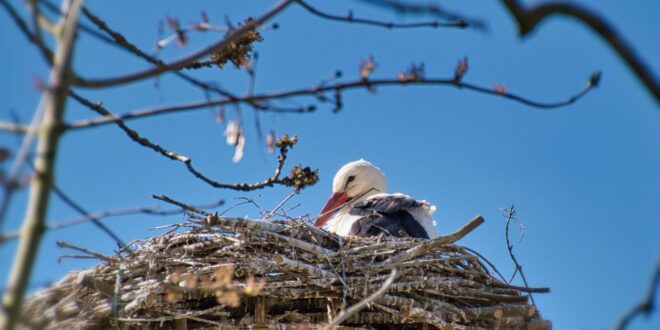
[327,209,359,236]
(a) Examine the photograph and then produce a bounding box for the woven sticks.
[22,214,550,329]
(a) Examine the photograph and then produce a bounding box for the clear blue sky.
[1,1,659,329]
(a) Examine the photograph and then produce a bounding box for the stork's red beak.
[315,192,350,227]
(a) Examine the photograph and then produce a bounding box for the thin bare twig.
[379,215,485,268]
[502,0,659,103]
[0,110,126,247]
[40,0,115,45]
[503,205,535,307]
[152,194,212,217]
[25,0,52,62]
[326,267,399,328]
[66,73,599,131]
[0,0,54,64]
[0,84,47,230]
[262,191,297,219]
[56,240,113,262]
[463,246,508,283]
[0,199,224,244]
[39,1,301,116]
[359,0,486,29]
[51,185,126,247]
[71,0,295,88]
[296,0,468,29]
[68,90,317,191]
[615,261,660,330]
[73,9,304,116]
[77,7,240,101]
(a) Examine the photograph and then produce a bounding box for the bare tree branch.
[69,90,318,192]
[0,0,54,65]
[152,194,214,217]
[0,122,29,134]
[70,0,295,88]
[359,0,486,29]
[76,6,293,115]
[0,113,123,249]
[1,0,83,327]
[379,215,485,269]
[64,73,599,131]
[50,185,126,247]
[297,0,468,29]
[615,261,660,330]
[501,0,660,103]
[40,0,116,45]
[0,102,45,229]
[56,241,114,262]
[78,7,232,96]
[0,199,224,244]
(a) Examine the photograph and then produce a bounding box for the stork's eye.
[347,175,356,183]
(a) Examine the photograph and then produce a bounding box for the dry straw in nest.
[22,212,551,330]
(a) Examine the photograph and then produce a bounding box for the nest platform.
[22,214,550,329]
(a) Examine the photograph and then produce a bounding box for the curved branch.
[78,7,236,99]
[67,73,598,130]
[71,0,294,88]
[0,0,54,65]
[359,0,485,29]
[615,261,660,330]
[502,0,660,103]
[296,0,468,29]
[69,90,317,192]
[51,185,125,247]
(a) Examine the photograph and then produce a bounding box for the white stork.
[314,159,437,239]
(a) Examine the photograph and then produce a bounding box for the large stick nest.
[22,214,550,329]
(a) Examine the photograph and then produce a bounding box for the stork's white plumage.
[315,160,437,238]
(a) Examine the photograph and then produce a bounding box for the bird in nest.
[315,159,437,239]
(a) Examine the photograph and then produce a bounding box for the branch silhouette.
[502,0,659,103]
[69,90,318,192]
[297,0,469,29]
[60,72,599,132]
[615,261,660,330]
[70,0,295,88]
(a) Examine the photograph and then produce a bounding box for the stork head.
[315,159,387,227]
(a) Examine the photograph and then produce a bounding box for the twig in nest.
[326,267,400,328]
[152,194,212,217]
[463,246,508,283]
[263,191,298,220]
[379,215,485,268]
[56,241,113,262]
[22,213,549,329]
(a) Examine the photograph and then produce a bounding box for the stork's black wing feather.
[350,195,422,215]
[348,195,429,239]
